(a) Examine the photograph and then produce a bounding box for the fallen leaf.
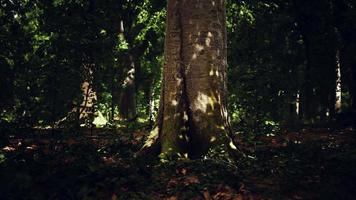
[203,190,211,200]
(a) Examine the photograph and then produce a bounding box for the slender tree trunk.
[78,64,97,125]
[110,64,116,122]
[334,49,342,114]
[55,63,108,127]
[51,67,57,133]
[143,0,236,159]
[119,55,137,121]
[325,28,338,122]
[350,45,356,127]
[332,0,356,127]
[294,0,338,123]
[144,77,155,129]
[352,61,356,127]
[299,32,314,123]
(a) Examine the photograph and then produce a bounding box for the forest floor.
[0,126,356,200]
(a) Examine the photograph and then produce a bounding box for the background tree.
[332,0,356,127]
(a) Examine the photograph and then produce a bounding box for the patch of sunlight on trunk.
[143,126,159,148]
[206,31,213,46]
[195,92,217,113]
[171,100,178,106]
[195,44,204,52]
[210,136,217,142]
[229,141,237,150]
[183,111,188,121]
[205,37,211,46]
[216,125,225,130]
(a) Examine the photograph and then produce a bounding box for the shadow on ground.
[0,126,355,199]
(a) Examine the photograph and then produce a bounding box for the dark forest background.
[1,0,355,131]
[1,0,356,199]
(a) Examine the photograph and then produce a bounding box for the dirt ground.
[1,127,355,199]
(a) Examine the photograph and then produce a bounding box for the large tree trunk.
[143,0,235,159]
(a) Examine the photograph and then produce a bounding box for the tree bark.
[119,55,137,121]
[143,0,235,159]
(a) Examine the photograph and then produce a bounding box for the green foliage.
[0,152,5,164]
[0,0,166,128]
[227,0,306,133]
[1,0,355,132]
